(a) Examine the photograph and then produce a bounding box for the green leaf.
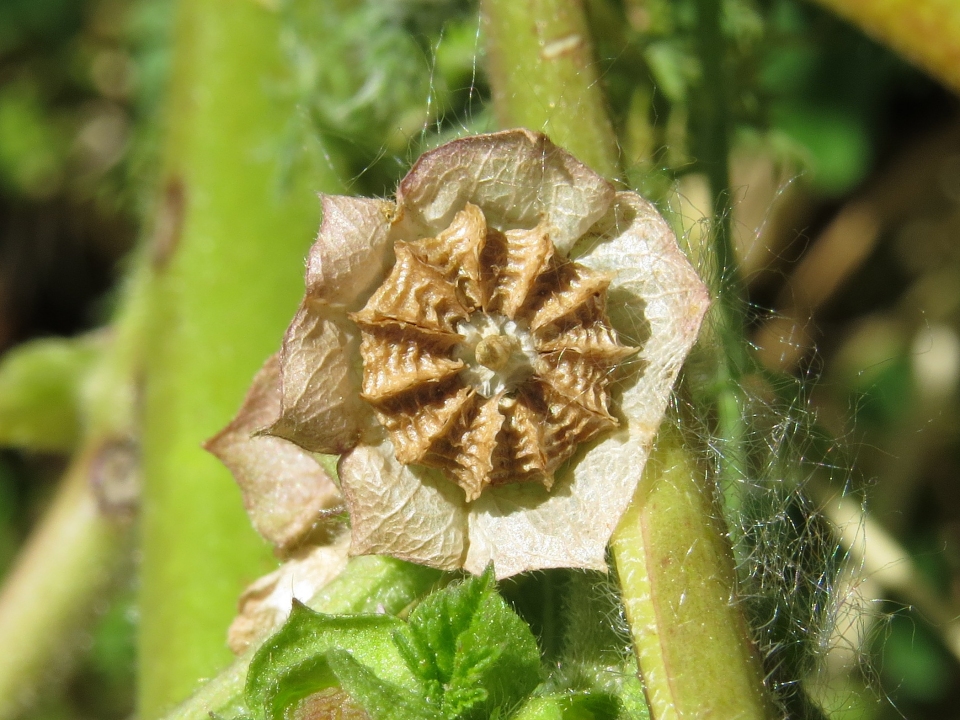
[327,649,443,720]
[0,335,101,451]
[245,571,543,720]
[643,41,698,104]
[772,105,871,196]
[245,601,415,720]
[881,613,951,703]
[0,82,71,197]
[549,571,650,720]
[510,692,622,720]
[394,566,542,719]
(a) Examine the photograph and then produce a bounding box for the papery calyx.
[210,129,711,579]
[351,202,636,502]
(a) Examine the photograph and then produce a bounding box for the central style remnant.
[351,202,636,501]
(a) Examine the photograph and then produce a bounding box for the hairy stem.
[482,0,621,179]
[612,426,772,720]
[690,0,751,522]
[138,0,346,715]
[161,557,442,720]
[692,0,736,301]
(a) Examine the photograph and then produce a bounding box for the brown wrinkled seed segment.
[357,323,462,400]
[351,243,468,333]
[352,203,636,502]
[484,225,554,317]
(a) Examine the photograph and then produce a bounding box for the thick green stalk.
[161,557,442,720]
[811,0,960,95]
[482,0,621,179]
[139,0,345,715]
[612,427,772,720]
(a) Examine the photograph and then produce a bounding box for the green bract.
[245,568,541,720]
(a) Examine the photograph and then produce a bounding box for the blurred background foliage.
[0,0,958,717]
[0,0,168,716]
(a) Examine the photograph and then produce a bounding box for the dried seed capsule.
[212,129,710,577]
[352,203,636,501]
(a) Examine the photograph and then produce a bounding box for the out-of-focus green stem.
[812,0,960,95]
[482,0,620,179]
[692,0,736,300]
[691,0,750,520]
[0,336,101,453]
[139,0,346,716]
[612,426,772,720]
[0,253,152,719]
[690,0,742,340]
[713,355,748,521]
[0,449,128,719]
[161,557,442,720]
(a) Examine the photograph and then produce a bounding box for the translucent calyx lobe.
[351,203,636,502]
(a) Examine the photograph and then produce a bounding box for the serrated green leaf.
[245,601,415,720]
[394,566,542,719]
[393,569,489,702]
[245,572,543,720]
[327,649,444,720]
[0,335,101,451]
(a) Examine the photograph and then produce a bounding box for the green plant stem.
[692,0,736,299]
[481,0,621,179]
[139,0,347,715]
[690,0,751,521]
[611,426,772,720]
[811,0,960,95]
[482,3,764,712]
[161,557,442,720]
[0,448,128,719]
[0,252,152,719]
[538,570,561,662]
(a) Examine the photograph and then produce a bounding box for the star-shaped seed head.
[351,202,636,501]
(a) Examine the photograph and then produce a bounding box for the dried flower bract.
[211,129,709,579]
